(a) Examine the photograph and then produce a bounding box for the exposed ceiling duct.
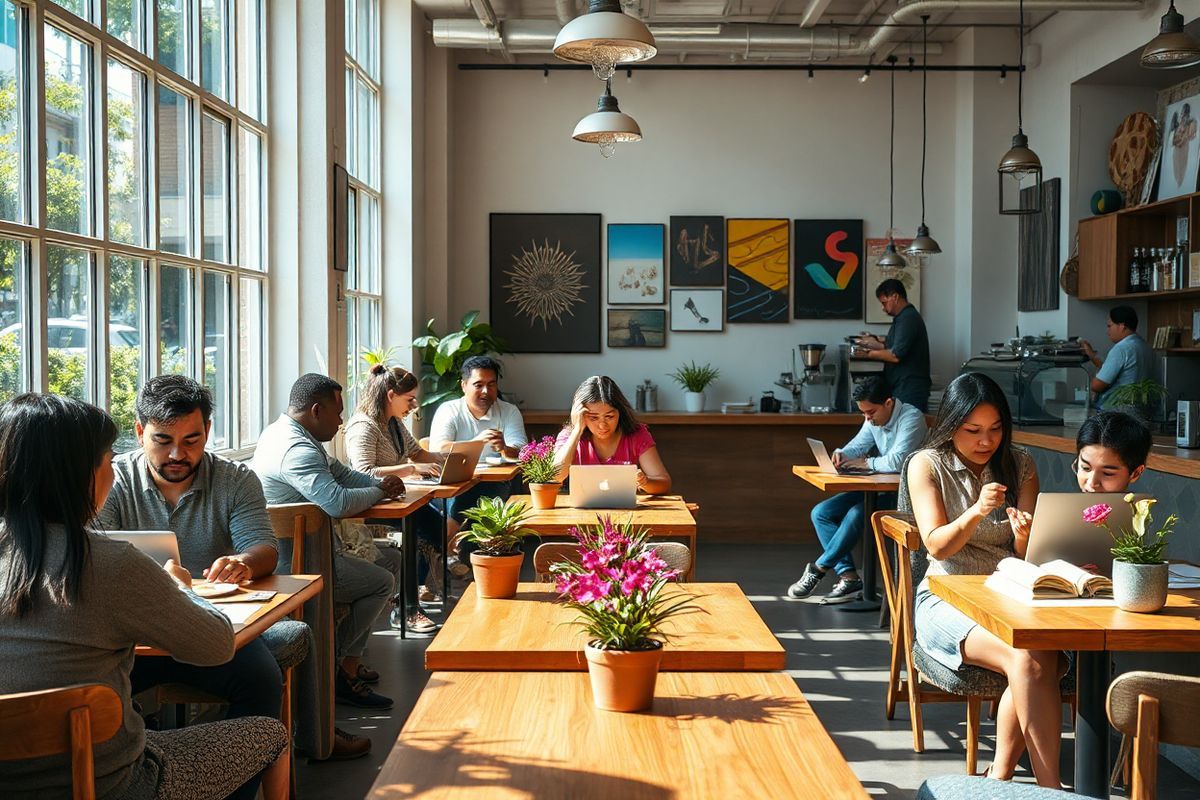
[425,0,1148,61]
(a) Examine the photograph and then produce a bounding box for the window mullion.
[95,251,110,406]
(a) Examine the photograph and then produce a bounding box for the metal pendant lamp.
[878,60,908,269]
[1141,1,1200,69]
[907,16,942,257]
[998,0,1042,216]
[554,0,657,81]
[573,79,642,158]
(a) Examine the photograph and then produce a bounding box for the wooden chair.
[532,541,692,583]
[0,684,123,800]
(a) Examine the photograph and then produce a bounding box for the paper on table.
[218,603,265,625]
[1169,564,1200,589]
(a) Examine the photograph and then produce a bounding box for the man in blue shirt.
[1080,305,1156,410]
[787,377,927,603]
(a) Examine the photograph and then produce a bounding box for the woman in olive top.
[0,394,286,800]
[552,376,671,495]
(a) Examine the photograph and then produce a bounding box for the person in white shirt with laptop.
[787,377,927,603]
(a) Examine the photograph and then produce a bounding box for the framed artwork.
[669,288,724,332]
[489,213,601,353]
[669,216,725,286]
[1018,178,1061,312]
[864,238,923,325]
[1156,91,1200,201]
[607,223,665,304]
[726,218,789,323]
[792,219,864,319]
[607,309,666,348]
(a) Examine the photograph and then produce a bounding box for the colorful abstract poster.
[669,216,725,286]
[864,238,923,325]
[793,220,864,319]
[607,309,666,347]
[725,218,789,323]
[607,224,665,304]
[489,213,601,353]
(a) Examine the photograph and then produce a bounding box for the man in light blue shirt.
[787,377,927,603]
[1080,305,1156,410]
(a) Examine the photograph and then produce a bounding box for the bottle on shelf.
[1128,247,1141,294]
[1177,239,1189,290]
[1136,247,1148,293]
[1151,247,1163,292]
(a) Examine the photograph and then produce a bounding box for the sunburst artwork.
[490,213,601,353]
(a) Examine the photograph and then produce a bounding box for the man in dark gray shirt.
[855,278,932,412]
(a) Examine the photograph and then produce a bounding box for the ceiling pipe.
[799,0,835,28]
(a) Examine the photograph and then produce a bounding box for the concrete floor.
[295,542,1200,799]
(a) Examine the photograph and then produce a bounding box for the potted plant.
[552,517,698,712]
[1083,494,1179,612]
[518,435,561,510]
[457,497,539,599]
[668,361,720,413]
[1103,379,1167,426]
[411,311,510,410]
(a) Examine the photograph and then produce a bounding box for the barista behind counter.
[852,279,931,412]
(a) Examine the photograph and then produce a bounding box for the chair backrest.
[265,502,336,760]
[532,541,692,583]
[1108,670,1200,800]
[0,683,122,800]
[895,452,934,588]
[872,510,920,648]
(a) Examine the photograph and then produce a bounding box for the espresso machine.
[776,344,835,413]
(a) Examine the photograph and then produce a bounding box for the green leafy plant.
[456,496,539,557]
[667,361,720,393]
[359,345,399,373]
[1104,379,1168,412]
[411,311,509,409]
[1083,494,1179,565]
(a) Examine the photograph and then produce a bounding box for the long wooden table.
[791,466,900,613]
[929,574,1200,797]
[476,463,521,482]
[368,670,867,799]
[509,494,697,579]
[425,582,785,671]
[136,574,323,656]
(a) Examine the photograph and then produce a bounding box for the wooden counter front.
[1014,426,1200,480]
[522,409,866,426]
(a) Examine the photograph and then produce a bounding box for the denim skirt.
[913,584,978,671]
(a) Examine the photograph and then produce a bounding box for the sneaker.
[335,671,394,709]
[405,610,439,635]
[786,563,828,599]
[822,576,864,604]
[355,663,380,684]
[310,727,372,762]
[417,585,440,604]
[446,554,471,580]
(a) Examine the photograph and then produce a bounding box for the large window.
[345,0,380,394]
[0,0,269,453]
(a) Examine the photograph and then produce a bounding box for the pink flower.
[571,573,612,604]
[1082,503,1113,525]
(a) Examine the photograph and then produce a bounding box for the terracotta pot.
[584,641,663,712]
[470,552,524,599]
[529,482,561,510]
[1112,559,1169,613]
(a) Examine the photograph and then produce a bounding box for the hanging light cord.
[1017,0,1024,134]
[920,16,928,227]
[889,65,896,234]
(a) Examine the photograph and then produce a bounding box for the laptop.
[807,438,875,475]
[568,465,638,509]
[1024,492,1148,578]
[407,439,487,485]
[105,530,182,566]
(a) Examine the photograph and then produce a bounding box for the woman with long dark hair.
[0,394,286,799]
[552,376,671,494]
[905,373,1067,788]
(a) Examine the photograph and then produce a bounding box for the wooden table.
[425,582,785,671]
[476,463,521,482]
[509,494,698,579]
[791,466,901,612]
[368,670,867,799]
[137,574,323,656]
[929,574,1200,797]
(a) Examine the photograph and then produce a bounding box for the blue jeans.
[811,491,865,576]
[131,637,283,721]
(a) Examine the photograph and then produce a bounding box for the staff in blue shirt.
[1079,305,1156,410]
[787,377,928,603]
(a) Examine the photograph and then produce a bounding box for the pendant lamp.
[907,16,942,257]
[554,0,657,81]
[998,0,1042,216]
[1141,1,1200,69]
[573,79,642,158]
[878,60,907,269]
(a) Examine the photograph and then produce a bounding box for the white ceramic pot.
[1112,559,1169,613]
[683,391,705,412]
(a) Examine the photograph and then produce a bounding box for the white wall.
[440,65,967,409]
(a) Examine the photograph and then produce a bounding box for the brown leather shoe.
[313,727,371,761]
[356,663,380,684]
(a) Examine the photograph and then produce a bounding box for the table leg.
[687,533,696,581]
[838,492,882,613]
[441,499,450,602]
[1075,649,1111,798]
[399,516,416,640]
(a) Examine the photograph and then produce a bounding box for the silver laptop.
[807,437,875,475]
[1025,493,1148,578]
[105,530,182,566]
[408,439,487,485]
[569,465,638,509]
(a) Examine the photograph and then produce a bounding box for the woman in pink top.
[553,376,672,495]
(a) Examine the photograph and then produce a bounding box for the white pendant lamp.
[878,60,908,269]
[554,0,657,81]
[573,79,642,158]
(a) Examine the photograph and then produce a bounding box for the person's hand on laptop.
[407,461,441,479]
[840,457,869,472]
[164,558,192,590]
[204,555,253,585]
[1006,506,1033,544]
[635,469,647,490]
[380,475,407,498]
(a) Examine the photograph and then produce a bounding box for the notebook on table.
[985,557,1113,603]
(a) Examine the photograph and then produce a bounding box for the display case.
[960,355,1091,426]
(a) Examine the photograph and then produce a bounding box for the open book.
[984,557,1113,601]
